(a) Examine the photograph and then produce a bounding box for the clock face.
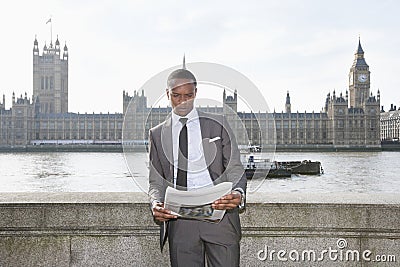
[358,74,368,83]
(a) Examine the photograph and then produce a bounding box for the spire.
[54,35,60,55]
[285,91,291,114]
[33,35,39,55]
[182,54,186,69]
[63,41,68,60]
[352,37,368,68]
[285,91,291,104]
[357,36,364,54]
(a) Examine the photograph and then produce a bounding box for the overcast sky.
[0,0,399,113]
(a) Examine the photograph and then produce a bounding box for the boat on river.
[278,160,322,175]
[243,155,323,179]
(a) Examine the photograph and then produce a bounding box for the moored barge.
[243,155,323,179]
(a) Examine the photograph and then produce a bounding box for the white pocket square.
[209,136,221,143]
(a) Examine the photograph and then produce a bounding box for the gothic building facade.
[217,39,380,149]
[0,37,381,149]
[0,37,124,146]
[380,104,400,142]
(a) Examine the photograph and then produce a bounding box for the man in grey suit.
[148,67,247,267]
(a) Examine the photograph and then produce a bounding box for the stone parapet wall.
[0,192,399,266]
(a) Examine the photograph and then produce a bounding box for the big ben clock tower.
[349,38,370,108]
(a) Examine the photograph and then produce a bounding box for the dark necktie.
[176,118,188,190]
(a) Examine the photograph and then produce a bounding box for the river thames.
[0,151,399,194]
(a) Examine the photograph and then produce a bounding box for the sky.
[0,0,399,113]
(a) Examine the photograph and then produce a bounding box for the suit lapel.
[199,113,219,182]
[199,115,209,141]
[161,115,174,182]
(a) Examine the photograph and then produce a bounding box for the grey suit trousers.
[168,215,240,267]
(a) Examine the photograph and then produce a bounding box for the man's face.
[167,78,197,116]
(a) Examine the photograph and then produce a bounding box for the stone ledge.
[1,192,399,266]
[1,192,399,204]
[1,193,399,231]
[247,192,400,205]
[0,192,149,204]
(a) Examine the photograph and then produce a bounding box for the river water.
[0,152,399,193]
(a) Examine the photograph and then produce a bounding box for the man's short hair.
[167,69,197,89]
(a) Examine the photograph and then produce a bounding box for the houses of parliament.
[0,35,384,150]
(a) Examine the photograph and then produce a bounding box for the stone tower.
[349,38,370,108]
[123,89,147,114]
[32,36,68,114]
[223,89,237,113]
[324,38,380,148]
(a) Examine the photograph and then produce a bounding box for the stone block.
[0,206,43,228]
[0,236,70,267]
[70,235,170,267]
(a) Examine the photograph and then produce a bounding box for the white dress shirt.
[172,108,213,190]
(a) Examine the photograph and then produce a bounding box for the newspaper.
[164,182,233,222]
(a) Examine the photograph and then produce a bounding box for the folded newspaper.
[164,182,233,222]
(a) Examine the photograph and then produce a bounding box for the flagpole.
[46,17,53,45]
[50,19,52,45]
[50,17,53,45]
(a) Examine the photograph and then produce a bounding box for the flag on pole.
[46,18,52,24]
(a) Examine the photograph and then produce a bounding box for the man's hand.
[212,191,242,210]
[152,202,178,222]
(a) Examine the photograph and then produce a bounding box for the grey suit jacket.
[148,110,247,250]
